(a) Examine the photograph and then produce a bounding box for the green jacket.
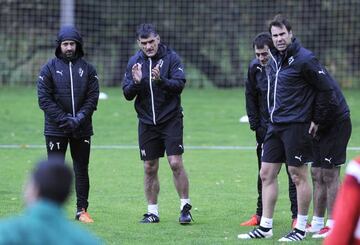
[0,200,102,245]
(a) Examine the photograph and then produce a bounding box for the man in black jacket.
[307,75,351,239]
[239,15,339,242]
[123,23,192,224]
[241,32,297,228]
[37,25,99,223]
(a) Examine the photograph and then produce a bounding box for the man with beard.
[37,25,99,223]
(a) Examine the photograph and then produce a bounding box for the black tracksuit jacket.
[122,43,186,125]
[37,27,99,138]
[266,38,349,126]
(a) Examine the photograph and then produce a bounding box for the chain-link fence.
[1,0,359,88]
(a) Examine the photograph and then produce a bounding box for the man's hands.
[59,113,82,132]
[132,63,142,84]
[308,121,319,138]
[132,62,162,85]
[151,64,161,82]
[255,126,267,144]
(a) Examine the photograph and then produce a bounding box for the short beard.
[61,51,77,61]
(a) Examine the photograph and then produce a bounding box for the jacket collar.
[26,199,65,220]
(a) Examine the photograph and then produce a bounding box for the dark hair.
[253,32,273,49]
[32,158,73,205]
[268,14,292,33]
[136,23,158,39]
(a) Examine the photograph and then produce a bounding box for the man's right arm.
[37,64,67,124]
[245,64,261,131]
[122,59,142,101]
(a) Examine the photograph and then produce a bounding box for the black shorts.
[312,118,352,169]
[261,122,313,166]
[138,115,184,160]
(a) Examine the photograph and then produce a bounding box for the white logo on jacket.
[157,59,164,68]
[288,56,294,65]
[56,70,63,76]
[79,68,84,77]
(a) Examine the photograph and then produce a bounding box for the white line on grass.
[1,144,360,151]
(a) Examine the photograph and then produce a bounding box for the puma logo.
[324,157,332,163]
[294,155,302,162]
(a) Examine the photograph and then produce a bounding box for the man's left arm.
[302,56,338,126]
[157,52,186,94]
[76,64,100,122]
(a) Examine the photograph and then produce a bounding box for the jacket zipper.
[268,52,281,123]
[69,61,76,117]
[148,58,156,125]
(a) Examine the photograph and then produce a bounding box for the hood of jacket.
[55,25,84,59]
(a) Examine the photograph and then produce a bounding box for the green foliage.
[0,86,359,244]
[1,1,360,88]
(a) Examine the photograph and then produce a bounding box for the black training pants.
[45,135,91,211]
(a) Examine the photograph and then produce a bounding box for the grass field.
[0,86,359,244]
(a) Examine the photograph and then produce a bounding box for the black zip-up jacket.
[266,38,339,124]
[37,26,99,138]
[246,58,270,131]
[123,43,186,125]
[315,75,350,131]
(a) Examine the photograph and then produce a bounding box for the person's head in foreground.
[24,158,73,206]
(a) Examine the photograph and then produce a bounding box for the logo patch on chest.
[288,56,294,65]
[78,67,84,77]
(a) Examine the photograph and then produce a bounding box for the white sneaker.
[312,226,331,239]
[278,228,306,242]
[306,224,323,233]
[238,227,273,239]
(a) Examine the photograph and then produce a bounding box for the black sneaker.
[140,213,159,223]
[179,203,193,224]
[238,226,273,239]
[278,228,306,242]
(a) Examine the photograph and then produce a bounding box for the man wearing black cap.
[0,159,101,244]
[37,25,99,223]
